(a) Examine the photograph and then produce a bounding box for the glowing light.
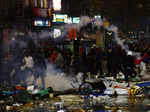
[34,21,37,26]
[53,0,61,11]
[67,17,72,24]
[34,20,51,27]
[138,3,143,8]
[12,37,15,40]
[104,21,110,27]
[127,51,133,56]
[107,32,112,36]
[53,14,68,23]
[94,15,101,19]
[73,17,80,24]
[48,8,52,16]
[43,0,48,8]
[54,29,61,38]
[34,20,43,26]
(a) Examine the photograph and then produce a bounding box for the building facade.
[0,0,53,29]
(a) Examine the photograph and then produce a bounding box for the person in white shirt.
[21,53,34,71]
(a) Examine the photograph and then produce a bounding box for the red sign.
[33,8,52,17]
[68,29,72,39]
[68,28,77,40]
[73,28,77,40]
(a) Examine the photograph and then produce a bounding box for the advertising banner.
[33,8,52,17]
[53,0,61,11]
[34,20,51,27]
[68,28,77,40]
[53,14,68,23]
[73,17,80,24]
[53,29,61,38]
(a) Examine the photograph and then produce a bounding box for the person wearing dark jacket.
[33,49,47,89]
[123,51,136,87]
[96,47,104,76]
[107,48,118,78]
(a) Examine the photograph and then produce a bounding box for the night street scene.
[1,0,150,112]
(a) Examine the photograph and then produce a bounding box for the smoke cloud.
[1,16,148,90]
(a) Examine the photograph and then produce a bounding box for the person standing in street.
[32,48,47,89]
[21,51,34,85]
[123,52,136,87]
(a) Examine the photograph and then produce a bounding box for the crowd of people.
[35,37,150,84]
[1,35,150,88]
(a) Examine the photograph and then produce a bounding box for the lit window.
[34,20,37,26]
[53,0,61,11]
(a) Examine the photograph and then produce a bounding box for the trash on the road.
[128,85,141,96]
[54,102,65,111]
[72,108,86,112]
[114,88,128,95]
[57,109,65,112]
[31,87,54,100]
[104,88,115,95]
[105,106,111,110]
[6,105,13,111]
[24,102,33,107]
[27,85,34,91]
[49,93,54,99]
[0,76,150,112]
[39,102,44,107]
[116,72,125,80]
[14,89,31,103]
[13,103,23,106]
[57,95,84,106]
[91,95,112,105]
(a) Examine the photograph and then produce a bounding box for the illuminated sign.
[33,8,52,17]
[53,0,61,11]
[53,29,61,38]
[94,15,101,19]
[56,18,64,22]
[66,17,72,24]
[53,14,68,23]
[34,20,51,27]
[73,17,80,24]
